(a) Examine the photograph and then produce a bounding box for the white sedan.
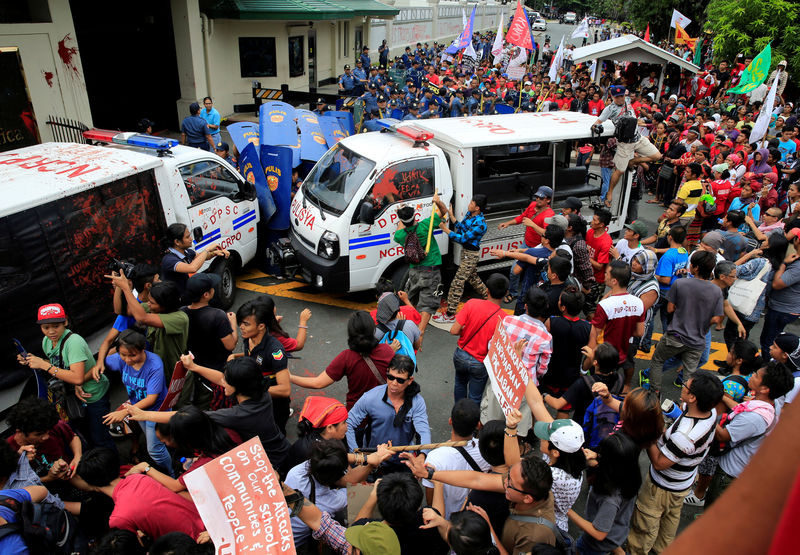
[532,18,547,31]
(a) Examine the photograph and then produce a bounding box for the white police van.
[287,112,631,293]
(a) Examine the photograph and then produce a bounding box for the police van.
[286,112,630,292]
[0,131,259,393]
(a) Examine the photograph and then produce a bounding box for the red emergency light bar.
[395,125,434,142]
[82,129,119,143]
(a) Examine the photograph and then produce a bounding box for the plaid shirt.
[599,138,617,168]
[311,511,350,555]
[450,212,487,250]
[566,235,596,288]
[502,314,552,384]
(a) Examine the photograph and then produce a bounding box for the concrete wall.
[0,0,93,142]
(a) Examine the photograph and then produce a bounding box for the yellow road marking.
[636,333,727,371]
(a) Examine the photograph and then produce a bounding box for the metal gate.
[46,116,89,144]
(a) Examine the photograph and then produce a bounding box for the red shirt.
[585,229,612,283]
[590,293,645,364]
[324,344,395,409]
[456,299,506,361]
[7,420,74,470]
[588,100,605,116]
[110,474,205,538]
[515,203,555,247]
[710,179,733,215]
[274,333,298,352]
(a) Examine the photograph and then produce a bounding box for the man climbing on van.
[432,194,489,325]
[592,85,662,208]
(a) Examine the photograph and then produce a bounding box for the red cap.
[789,228,800,241]
[723,140,734,147]
[37,303,67,324]
[299,397,348,428]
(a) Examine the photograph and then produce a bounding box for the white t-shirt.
[421,440,490,518]
[614,238,644,264]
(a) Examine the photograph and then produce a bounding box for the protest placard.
[159,360,188,411]
[184,437,296,554]
[483,321,529,416]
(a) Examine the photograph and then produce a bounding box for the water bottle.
[661,399,682,420]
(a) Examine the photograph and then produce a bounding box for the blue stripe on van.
[233,210,255,225]
[233,212,257,230]
[194,230,221,250]
[349,238,391,250]
[349,233,391,245]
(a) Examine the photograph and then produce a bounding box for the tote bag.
[727,261,770,317]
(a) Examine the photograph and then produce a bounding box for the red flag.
[505,1,533,50]
[644,24,650,43]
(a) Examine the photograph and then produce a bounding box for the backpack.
[0,495,77,554]
[378,320,417,367]
[581,371,625,449]
[613,100,638,143]
[403,225,427,264]
[721,374,749,403]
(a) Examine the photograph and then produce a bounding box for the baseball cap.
[344,64,351,70]
[534,186,554,199]
[711,163,729,174]
[376,293,401,325]
[562,197,582,211]
[345,521,401,555]
[215,141,229,152]
[609,85,626,97]
[533,419,584,453]
[37,303,67,324]
[788,227,800,241]
[316,97,326,105]
[544,214,568,229]
[185,273,221,300]
[701,230,724,251]
[189,102,200,113]
[624,220,648,238]
[774,332,800,370]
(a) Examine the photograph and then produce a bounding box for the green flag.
[728,43,771,94]
[693,37,704,67]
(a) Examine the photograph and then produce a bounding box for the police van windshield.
[303,144,376,215]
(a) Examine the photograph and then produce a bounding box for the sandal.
[646,199,661,204]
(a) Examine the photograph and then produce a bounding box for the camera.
[108,258,136,277]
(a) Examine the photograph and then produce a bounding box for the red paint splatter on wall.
[57,34,80,77]
[43,71,54,87]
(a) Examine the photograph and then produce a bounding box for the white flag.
[548,36,565,82]
[589,60,598,81]
[670,9,692,29]
[571,18,590,39]
[507,47,528,80]
[491,11,505,63]
[750,70,780,144]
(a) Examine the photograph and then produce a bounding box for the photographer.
[160,223,229,294]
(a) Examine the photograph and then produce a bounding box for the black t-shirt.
[160,249,196,294]
[542,283,567,318]
[562,370,624,426]
[541,316,591,389]
[354,510,449,555]
[466,486,509,537]
[182,306,233,370]
[244,333,288,385]
[207,394,290,473]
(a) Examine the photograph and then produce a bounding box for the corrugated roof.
[201,0,399,20]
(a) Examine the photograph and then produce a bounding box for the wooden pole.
[354,440,470,453]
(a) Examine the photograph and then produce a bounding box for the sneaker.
[638,344,651,354]
[673,371,684,388]
[683,493,705,507]
[432,312,456,325]
[639,368,650,389]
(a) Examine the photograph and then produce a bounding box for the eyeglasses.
[766,212,782,218]
[504,470,536,497]
[386,374,408,384]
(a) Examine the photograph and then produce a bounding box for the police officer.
[313,98,328,117]
[353,60,368,95]
[360,83,379,113]
[450,88,466,118]
[214,141,237,167]
[467,88,482,115]
[338,64,356,96]
[359,46,371,69]
[403,101,421,120]
[363,94,389,131]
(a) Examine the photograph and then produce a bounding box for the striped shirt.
[502,314,552,385]
[650,409,717,492]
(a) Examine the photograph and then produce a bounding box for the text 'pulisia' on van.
[287,111,629,293]
[0,131,259,387]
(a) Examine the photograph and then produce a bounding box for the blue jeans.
[760,308,799,360]
[84,393,116,451]
[576,533,609,555]
[453,347,489,405]
[508,241,533,298]
[663,329,711,374]
[601,166,613,200]
[577,151,592,183]
[144,420,173,476]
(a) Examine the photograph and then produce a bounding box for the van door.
[177,159,258,256]
[348,156,438,286]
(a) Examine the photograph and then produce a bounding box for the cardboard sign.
[483,321,529,416]
[159,361,188,411]
[184,437,295,554]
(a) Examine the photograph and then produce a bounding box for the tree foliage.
[705,0,800,80]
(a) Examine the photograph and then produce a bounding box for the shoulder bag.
[727,260,771,317]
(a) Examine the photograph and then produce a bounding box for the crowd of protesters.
[3,16,800,555]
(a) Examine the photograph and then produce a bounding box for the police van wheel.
[389,264,410,292]
[213,259,236,310]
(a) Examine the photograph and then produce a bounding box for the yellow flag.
[675,23,697,51]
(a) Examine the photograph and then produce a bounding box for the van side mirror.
[193,226,204,241]
[240,180,257,201]
[358,201,375,225]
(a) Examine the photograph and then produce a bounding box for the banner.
[491,11,505,62]
[226,122,260,159]
[317,115,346,148]
[644,24,650,43]
[296,110,329,162]
[548,36,565,82]
[184,437,296,554]
[571,18,590,39]
[159,361,188,411]
[458,5,476,50]
[507,48,528,80]
[670,9,691,29]
[241,142,277,223]
[483,321,528,416]
[693,37,704,66]
[446,9,470,55]
[750,70,780,144]
[728,43,772,94]
[259,101,297,147]
[260,145,293,230]
[505,1,533,50]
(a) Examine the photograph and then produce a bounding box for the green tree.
[705,0,800,80]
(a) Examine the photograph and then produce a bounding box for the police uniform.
[338,65,356,95]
